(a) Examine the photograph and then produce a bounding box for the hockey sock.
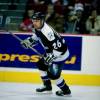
[39,70,49,80]
[39,70,52,88]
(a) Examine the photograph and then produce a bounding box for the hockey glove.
[44,53,57,65]
[21,37,35,49]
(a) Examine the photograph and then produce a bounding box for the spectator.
[53,0,69,15]
[25,0,47,14]
[46,4,54,21]
[73,3,87,34]
[19,9,34,32]
[46,0,68,32]
[46,11,64,33]
[63,7,76,33]
[86,9,100,35]
[64,3,87,34]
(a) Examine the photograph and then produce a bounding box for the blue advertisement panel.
[0,33,82,70]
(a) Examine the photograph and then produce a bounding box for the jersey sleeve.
[31,33,38,41]
[41,23,55,41]
[26,32,39,46]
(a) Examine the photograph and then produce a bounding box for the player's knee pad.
[47,64,62,80]
[47,71,60,80]
[37,58,48,71]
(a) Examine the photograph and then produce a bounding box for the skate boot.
[56,79,71,96]
[36,80,52,93]
[56,88,71,96]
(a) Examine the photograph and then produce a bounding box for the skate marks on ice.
[0,82,100,100]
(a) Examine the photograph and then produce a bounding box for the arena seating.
[0,0,27,31]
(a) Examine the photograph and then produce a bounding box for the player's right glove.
[21,37,35,49]
[44,53,57,65]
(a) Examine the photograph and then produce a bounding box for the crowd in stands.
[19,9,34,32]
[1,0,100,35]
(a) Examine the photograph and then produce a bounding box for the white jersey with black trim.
[31,22,68,57]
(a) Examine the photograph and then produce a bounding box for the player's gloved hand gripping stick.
[44,53,57,65]
[8,32,43,57]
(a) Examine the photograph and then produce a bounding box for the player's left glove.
[44,53,57,65]
[21,37,37,49]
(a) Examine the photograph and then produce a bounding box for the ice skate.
[36,80,52,94]
[56,88,71,96]
[36,85,52,94]
[56,78,71,96]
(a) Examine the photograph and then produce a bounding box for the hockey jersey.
[31,22,67,57]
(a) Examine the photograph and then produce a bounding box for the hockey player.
[21,12,71,96]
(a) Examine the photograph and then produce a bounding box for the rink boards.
[0,32,100,86]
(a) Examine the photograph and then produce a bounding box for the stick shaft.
[9,32,43,57]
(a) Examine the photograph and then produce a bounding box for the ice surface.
[0,82,100,100]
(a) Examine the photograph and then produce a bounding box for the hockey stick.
[8,31,43,57]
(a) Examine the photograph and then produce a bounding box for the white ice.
[0,82,100,100]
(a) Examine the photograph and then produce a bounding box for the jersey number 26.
[53,40,62,49]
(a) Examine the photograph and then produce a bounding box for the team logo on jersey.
[47,32,55,41]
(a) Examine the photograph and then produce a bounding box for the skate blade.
[58,94,72,97]
[35,91,52,94]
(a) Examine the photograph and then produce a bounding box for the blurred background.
[0,0,100,35]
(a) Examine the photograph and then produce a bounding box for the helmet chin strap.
[41,20,44,28]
